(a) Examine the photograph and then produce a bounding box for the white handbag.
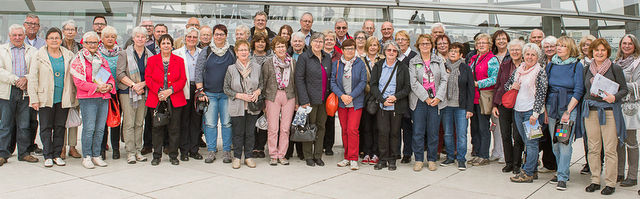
[622,82,640,129]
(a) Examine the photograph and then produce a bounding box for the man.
[362,20,375,37]
[248,11,276,41]
[299,12,316,45]
[92,15,108,37]
[197,25,213,49]
[529,29,545,47]
[22,14,45,49]
[173,17,201,49]
[61,20,82,53]
[431,23,446,39]
[380,21,394,45]
[333,18,352,54]
[0,24,39,166]
[124,20,154,48]
[395,30,417,164]
[146,24,168,55]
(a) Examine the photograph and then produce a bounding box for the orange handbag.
[502,89,518,109]
[326,63,340,116]
[107,96,121,127]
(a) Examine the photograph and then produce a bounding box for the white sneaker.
[489,156,500,161]
[127,155,137,164]
[337,159,350,167]
[53,157,66,166]
[44,159,54,167]
[92,157,108,167]
[349,160,359,170]
[83,156,95,169]
[498,157,505,164]
[136,153,147,162]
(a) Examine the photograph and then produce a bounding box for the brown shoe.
[0,157,6,166]
[19,155,39,163]
[68,147,81,158]
[141,147,152,155]
[60,147,67,160]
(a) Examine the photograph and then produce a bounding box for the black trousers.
[539,123,557,170]
[377,110,402,164]
[152,102,182,159]
[470,105,480,156]
[253,111,268,151]
[400,116,413,156]
[231,112,258,159]
[323,115,335,151]
[102,93,121,151]
[498,105,523,166]
[145,108,169,149]
[360,109,379,156]
[180,84,203,155]
[38,103,69,160]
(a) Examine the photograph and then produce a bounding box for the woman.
[294,32,332,167]
[263,36,296,166]
[224,39,262,169]
[99,25,122,160]
[360,36,384,165]
[435,35,450,60]
[369,40,411,171]
[545,36,584,190]
[196,24,235,164]
[235,25,250,43]
[578,35,598,175]
[354,31,368,58]
[506,43,548,183]
[615,34,640,187]
[116,26,153,164]
[284,32,306,160]
[488,30,511,163]
[540,36,558,67]
[582,38,628,195]
[172,27,203,162]
[322,29,341,155]
[492,39,525,174]
[440,42,474,171]
[322,30,342,63]
[278,25,293,46]
[331,39,367,170]
[146,34,187,166]
[60,20,81,160]
[28,28,77,167]
[70,31,116,169]
[468,33,499,166]
[408,34,448,171]
[250,32,272,66]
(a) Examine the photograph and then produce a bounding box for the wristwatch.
[564,111,570,115]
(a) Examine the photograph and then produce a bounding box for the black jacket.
[454,60,475,111]
[369,59,411,114]
[248,27,277,42]
[295,49,333,105]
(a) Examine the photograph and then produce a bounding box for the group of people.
[0,11,638,196]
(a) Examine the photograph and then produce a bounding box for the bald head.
[362,20,375,37]
[381,21,394,41]
[529,29,545,47]
[186,18,201,30]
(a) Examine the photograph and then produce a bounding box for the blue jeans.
[411,101,441,162]
[514,110,539,176]
[203,92,232,152]
[79,98,109,158]
[546,105,577,182]
[0,87,31,159]
[441,106,468,162]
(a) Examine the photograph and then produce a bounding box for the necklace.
[54,72,61,77]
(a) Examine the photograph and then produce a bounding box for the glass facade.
[0,0,637,53]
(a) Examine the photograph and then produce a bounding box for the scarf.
[589,58,612,83]
[98,43,122,57]
[210,41,230,57]
[615,55,638,70]
[70,48,105,82]
[446,59,463,101]
[341,55,356,79]
[236,60,252,93]
[274,54,292,89]
[126,46,151,108]
[516,62,541,100]
[551,54,577,65]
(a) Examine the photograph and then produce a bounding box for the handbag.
[65,107,82,128]
[478,89,494,115]
[502,89,518,109]
[326,62,340,116]
[238,74,265,112]
[153,101,170,127]
[622,82,640,129]
[366,62,398,115]
[290,117,317,142]
[255,114,268,130]
[553,120,574,145]
[107,96,121,127]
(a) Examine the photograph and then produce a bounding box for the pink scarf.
[274,54,292,89]
[589,58,612,83]
[516,62,541,99]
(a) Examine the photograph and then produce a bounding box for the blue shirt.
[292,52,301,61]
[186,48,200,81]
[49,54,65,104]
[379,60,397,111]
[10,44,26,77]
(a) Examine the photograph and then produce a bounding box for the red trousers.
[338,107,362,161]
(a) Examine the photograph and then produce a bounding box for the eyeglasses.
[396,38,409,42]
[419,42,432,46]
[236,49,250,52]
[300,20,312,24]
[356,37,366,40]
[141,25,154,28]
[84,41,99,46]
[386,49,398,53]
[201,33,212,37]
[476,42,490,46]
[46,37,61,41]
[336,26,347,30]
[93,23,107,26]
[186,36,198,39]
[311,40,324,44]
[24,22,39,27]
[381,28,393,31]
[187,23,200,27]
[437,42,448,46]
[255,19,267,22]
[63,28,76,32]
[213,33,226,37]
[343,47,355,51]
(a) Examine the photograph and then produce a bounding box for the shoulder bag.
[366,63,397,115]
[290,117,317,142]
[107,95,121,127]
[153,101,170,127]
[553,120,574,145]
[326,62,340,116]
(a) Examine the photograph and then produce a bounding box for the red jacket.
[145,53,187,108]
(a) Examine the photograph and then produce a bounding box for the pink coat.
[71,51,116,99]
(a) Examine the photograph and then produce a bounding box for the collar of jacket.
[409,51,442,66]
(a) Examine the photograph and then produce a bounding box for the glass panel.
[572,0,626,15]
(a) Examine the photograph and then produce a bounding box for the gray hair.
[475,33,493,46]
[382,40,400,57]
[310,32,325,43]
[431,22,446,32]
[8,24,25,35]
[253,11,268,20]
[82,31,100,41]
[531,28,545,38]
[132,26,148,37]
[184,27,200,43]
[507,39,525,53]
[354,30,368,39]
[291,32,305,40]
[101,25,118,38]
[24,14,39,22]
[335,18,348,26]
[62,20,77,30]
[522,42,541,56]
[236,25,250,35]
[541,36,557,47]
[301,12,313,20]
